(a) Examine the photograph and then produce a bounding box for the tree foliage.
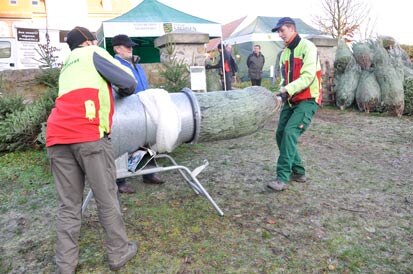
[159,42,190,92]
[0,95,25,120]
[0,88,57,152]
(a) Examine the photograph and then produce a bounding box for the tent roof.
[106,0,217,24]
[100,0,221,38]
[206,16,247,51]
[206,16,322,51]
[231,16,321,37]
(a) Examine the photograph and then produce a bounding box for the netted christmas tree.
[352,41,374,70]
[355,70,381,113]
[334,40,354,75]
[372,39,405,117]
[332,36,411,117]
[334,57,360,110]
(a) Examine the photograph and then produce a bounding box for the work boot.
[142,174,164,184]
[267,179,288,191]
[290,173,307,183]
[109,241,138,271]
[117,182,136,194]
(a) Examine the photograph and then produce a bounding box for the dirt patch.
[0,107,412,273]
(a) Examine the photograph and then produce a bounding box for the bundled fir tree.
[333,36,410,116]
[334,58,361,109]
[373,40,405,116]
[355,70,381,113]
[352,41,374,70]
[334,40,354,75]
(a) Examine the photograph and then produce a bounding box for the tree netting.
[334,58,360,109]
[355,71,381,113]
[373,40,405,117]
[334,40,354,74]
[380,36,396,50]
[389,44,413,69]
[332,37,411,117]
[352,41,374,70]
[402,65,413,79]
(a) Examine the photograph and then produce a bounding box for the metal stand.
[81,153,224,216]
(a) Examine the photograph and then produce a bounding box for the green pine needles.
[0,88,57,152]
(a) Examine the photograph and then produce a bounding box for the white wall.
[45,0,89,30]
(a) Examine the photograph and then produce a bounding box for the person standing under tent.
[206,43,238,91]
[247,44,265,86]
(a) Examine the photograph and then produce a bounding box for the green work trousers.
[47,138,129,273]
[275,100,318,183]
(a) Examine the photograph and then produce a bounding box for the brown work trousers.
[47,138,129,273]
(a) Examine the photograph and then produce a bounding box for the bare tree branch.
[313,0,373,39]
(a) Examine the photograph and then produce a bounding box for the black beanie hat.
[112,34,137,47]
[66,26,96,50]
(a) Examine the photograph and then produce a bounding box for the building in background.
[0,0,133,37]
[0,0,135,70]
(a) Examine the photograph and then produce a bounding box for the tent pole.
[220,42,227,91]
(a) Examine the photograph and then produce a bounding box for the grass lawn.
[1,107,412,273]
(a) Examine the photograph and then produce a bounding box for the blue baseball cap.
[271,17,296,32]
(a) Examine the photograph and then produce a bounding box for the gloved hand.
[117,88,132,97]
[205,64,212,69]
[276,87,288,103]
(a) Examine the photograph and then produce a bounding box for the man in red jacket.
[46,26,137,272]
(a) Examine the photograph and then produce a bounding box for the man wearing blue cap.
[267,17,322,192]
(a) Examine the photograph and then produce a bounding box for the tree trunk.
[195,86,278,142]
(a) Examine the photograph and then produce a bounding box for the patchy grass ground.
[1,107,412,273]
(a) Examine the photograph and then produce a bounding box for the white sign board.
[190,66,207,92]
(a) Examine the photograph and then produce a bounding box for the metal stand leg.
[81,188,94,214]
[81,153,224,216]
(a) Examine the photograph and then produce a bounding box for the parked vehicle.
[0,27,69,71]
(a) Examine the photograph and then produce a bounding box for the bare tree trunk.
[195,86,277,142]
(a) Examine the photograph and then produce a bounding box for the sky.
[131,0,413,45]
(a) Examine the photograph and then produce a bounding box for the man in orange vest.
[46,26,138,272]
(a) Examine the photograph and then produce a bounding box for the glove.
[205,64,212,69]
[276,87,289,103]
[117,88,133,97]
